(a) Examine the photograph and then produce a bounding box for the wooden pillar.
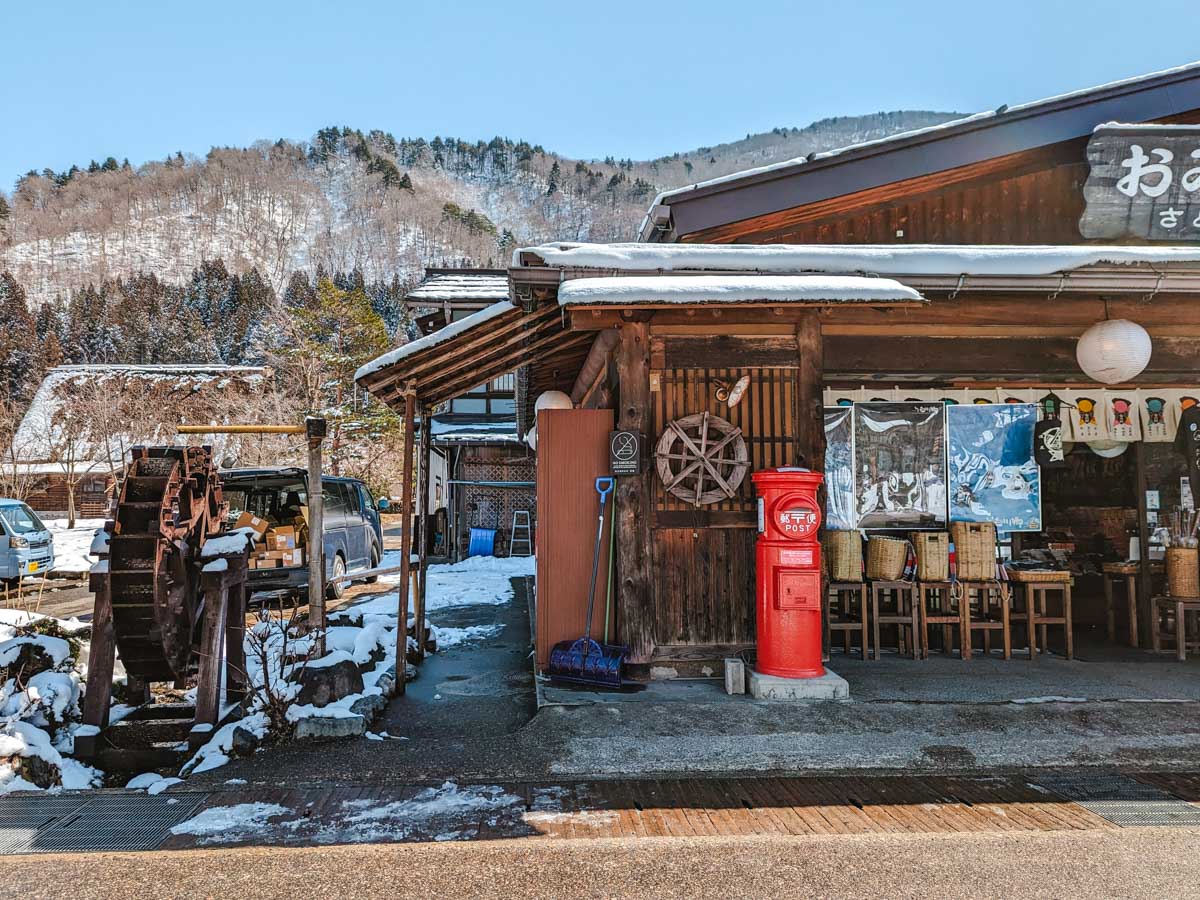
[396,388,417,693]
[415,405,432,659]
[306,416,327,650]
[795,311,825,471]
[80,578,115,739]
[1134,440,1153,646]
[615,320,654,663]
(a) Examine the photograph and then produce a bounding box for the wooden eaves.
[355,300,593,410]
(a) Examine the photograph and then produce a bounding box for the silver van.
[0,500,55,584]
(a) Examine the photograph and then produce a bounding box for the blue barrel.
[467,527,497,557]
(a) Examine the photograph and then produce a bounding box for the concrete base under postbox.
[748,668,850,702]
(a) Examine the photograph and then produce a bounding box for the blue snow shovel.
[548,477,630,688]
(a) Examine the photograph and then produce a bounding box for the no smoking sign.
[609,430,642,476]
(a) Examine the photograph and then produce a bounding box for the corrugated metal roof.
[406,272,510,304]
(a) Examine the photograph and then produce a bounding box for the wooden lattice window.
[650,367,797,525]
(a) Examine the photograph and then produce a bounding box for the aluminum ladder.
[509,509,533,557]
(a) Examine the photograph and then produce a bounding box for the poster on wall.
[823,407,856,530]
[853,402,947,529]
[947,403,1042,532]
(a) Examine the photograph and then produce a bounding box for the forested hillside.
[0,110,959,489]
[0,110,958,308]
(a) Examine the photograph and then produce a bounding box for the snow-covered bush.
[0,610,101,792]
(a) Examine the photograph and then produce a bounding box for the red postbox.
[753,467,825,679]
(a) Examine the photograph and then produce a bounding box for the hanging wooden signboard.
[1080,124,1200,240]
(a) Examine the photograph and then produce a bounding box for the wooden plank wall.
[534,408,614,669]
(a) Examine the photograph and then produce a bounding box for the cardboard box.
[255,557,282,569]
[234,512,270,538]
[268,527,296,550]
[281,548,304,568]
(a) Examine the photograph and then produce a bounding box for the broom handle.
[583,477,614,643]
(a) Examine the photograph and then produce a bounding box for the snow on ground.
[377,551,534,610]
[45,518,106,575]
[170,781,525,845]
[169,802,292,842]
[431,624,503,650]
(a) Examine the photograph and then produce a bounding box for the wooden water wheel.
[654,412,749,506]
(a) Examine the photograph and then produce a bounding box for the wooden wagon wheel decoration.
[654,412,750,507]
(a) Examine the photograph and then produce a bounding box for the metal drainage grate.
[1034,774,1200,828]
[0,791,210,854]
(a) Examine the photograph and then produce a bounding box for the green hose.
[604,493,616,643]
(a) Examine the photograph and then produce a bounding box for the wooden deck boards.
[161,773,1154,849]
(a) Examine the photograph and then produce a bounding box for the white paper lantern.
[1088,439,1129,458]
[525,425,537,451]
[1076,319,1152,384]
[534,390,573,413]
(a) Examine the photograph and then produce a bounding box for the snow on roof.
[556,274,921,306]
[407,272,510,304]
[430,418,520,444]
[520,242,1200,277]
[12,364,268,466]
[355,301,514,382]
[648,60,1200,207]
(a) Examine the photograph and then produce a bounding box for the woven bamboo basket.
[1167,547,1200,598]
[824,531,863,582]
[911,531,949,582]
[950,521,998,581]
[866,536,909,582]
[1006,569,1071,584]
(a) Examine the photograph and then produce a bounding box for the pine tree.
[546,161,560,195]
[0,273,41,402]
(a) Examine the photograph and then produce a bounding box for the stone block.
[295,659,363,707]
[724,658,746,695]
[748,668,850,702]
[294,713,367,740]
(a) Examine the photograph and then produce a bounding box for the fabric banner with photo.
[823,407,856,530]
[853,402,947,529]
[947,403,1042,532]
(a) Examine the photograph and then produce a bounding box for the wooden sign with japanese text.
[1080,124,1200,240]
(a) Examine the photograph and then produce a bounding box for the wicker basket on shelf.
[824,531,863,582]
[911,531,949,582]
[866,535,909,582]
[1006,569,1072,584]
[950,521,998,581]
[1166,547,1200,598]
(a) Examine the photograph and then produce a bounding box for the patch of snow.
[224,778,248,785]
[432,624,503,650]
[200,532,255,559]
[1011,696,1089,704]
[181,712,268,776]
[202,558,229,573]
[0,721,101,793]
[169,802,291,840]
[45,519,107,575]
[0,634,71,668]
[126,772,165,790]
[148,777,182,796]
[557,274,921,306]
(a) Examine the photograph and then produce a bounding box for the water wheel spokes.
[655,412,750,507]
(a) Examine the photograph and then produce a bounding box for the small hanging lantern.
[1076,319,1152,384]
[534,390,572,412]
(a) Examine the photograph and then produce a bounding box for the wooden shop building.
[358,62,1200,676]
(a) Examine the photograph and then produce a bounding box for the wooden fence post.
[396,387,417,692]
[306,416,327,653]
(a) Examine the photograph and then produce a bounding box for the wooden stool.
[869,580,920,660]
[826,581,868,660]
[1150,596,1200,661]
[1102,562,1140,648]
[1016,581,1073,660]
[917,581,961,658]
[958,580,1011,661]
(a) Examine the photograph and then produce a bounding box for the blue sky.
[2,0,1199,190]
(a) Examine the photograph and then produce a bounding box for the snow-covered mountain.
[0,111,960,306]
